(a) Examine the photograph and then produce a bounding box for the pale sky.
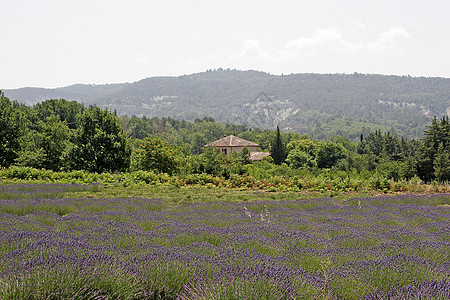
[2,0,450,89]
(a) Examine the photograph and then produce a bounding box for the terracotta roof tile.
[205,135,259,147]
[249,152,271,161]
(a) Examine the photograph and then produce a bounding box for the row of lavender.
[0,185,449,299]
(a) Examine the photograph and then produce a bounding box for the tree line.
[1,92,449,183]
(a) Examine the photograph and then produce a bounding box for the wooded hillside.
[4,69,449,140]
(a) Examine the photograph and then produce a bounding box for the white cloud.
[280,27,362,58]
[229,39,269,60]
[369,26,411,51]
[225,26,414,74]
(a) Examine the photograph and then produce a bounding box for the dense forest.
[4,70,450,140]
[1,92,449,184]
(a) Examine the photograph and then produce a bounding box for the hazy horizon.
[2,0,450,89]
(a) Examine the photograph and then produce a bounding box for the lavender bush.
[0,185,448,299]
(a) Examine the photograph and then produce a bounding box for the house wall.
[219,146,258,155]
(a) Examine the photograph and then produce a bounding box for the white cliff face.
[239,92,300,129]
[418,105,450,119]
[420,106,434,118]
[378,99,449,119]
[378,100,417,108]
[141,96,177,109]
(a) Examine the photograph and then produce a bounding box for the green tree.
[316,141,347,169]
[189,132,207,154]
[32,98,83,129]
[16,116,71,170]
[382,132,401,160]
[132,137,180,175]
[417,116,450,181]
[360,130,384,157]
[286,149,316,169]
[67,105,131,173]
[286,138,319,158]
[433,143,450,182]
[240,146,251,165]
[197,146,225,176]
[271,126,286,165]
[220,151,248,178]
[0,92,27,167]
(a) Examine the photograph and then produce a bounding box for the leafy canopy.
[132,137,180,175]
[67,105,131,173]
[0,92,27,167]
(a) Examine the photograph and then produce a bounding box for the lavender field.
[0,184,449,299]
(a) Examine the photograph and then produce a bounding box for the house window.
[222,148,227,155]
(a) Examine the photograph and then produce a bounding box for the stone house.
[204,135,270,161]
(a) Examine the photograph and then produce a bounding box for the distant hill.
[4,69,450,140]
[4,83,129,106]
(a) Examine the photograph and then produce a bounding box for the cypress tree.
[271,126,286,165]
